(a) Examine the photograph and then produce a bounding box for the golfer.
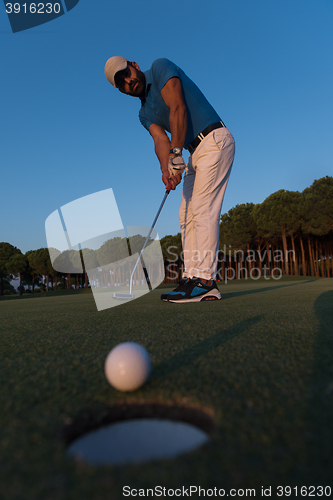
[104,57,235,303]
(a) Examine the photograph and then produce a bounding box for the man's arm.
[149,77,187,190]
[160,76,187,151]
[149,123,178,190]
[149,123,170,170]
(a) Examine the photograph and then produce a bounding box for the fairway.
[1,277,333,499]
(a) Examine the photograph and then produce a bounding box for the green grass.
[1,277,333,499]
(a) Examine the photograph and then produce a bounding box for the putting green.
[1,277,332,499]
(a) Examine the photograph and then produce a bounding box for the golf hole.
[64,403,214,466]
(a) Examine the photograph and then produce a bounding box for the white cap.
[104,56,128,87]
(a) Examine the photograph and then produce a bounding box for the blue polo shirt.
[139,58,221,148]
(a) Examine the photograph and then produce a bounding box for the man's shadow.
[303,288,333,484]
[151,315,263,381]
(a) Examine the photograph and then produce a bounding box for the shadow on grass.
[151,314,263,381]
[221,279,318,300]
[303,289,333,483]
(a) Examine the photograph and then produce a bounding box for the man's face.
[115,62,146,98]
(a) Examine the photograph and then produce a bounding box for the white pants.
[179,127,235,281]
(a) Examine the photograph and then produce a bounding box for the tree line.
[219,175,333,279]
[1,176,332,296]
[0,235,162,296]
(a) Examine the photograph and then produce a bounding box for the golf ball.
[104,342,151,392]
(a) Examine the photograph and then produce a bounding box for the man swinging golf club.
[104,57,235,303]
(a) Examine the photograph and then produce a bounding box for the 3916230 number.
[5,3,61,14]
[277,485,332,496]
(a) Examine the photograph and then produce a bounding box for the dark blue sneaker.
[167,277,221,303]
[161,278,189,301]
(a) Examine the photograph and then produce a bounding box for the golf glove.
[168,155,185,177]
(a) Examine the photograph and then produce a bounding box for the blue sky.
[1,0,332,254]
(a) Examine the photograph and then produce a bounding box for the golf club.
[113,189,170,300]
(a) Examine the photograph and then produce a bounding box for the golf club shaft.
[129,190,170,294]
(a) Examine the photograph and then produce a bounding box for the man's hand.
[168,155,185,177]
[162,170,182,191]
[162,154,184,190]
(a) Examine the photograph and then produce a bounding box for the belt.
[187,121,225,155]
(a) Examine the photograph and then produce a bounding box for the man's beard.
[128,72,146,97]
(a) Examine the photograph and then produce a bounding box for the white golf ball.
[104,342,151,392]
